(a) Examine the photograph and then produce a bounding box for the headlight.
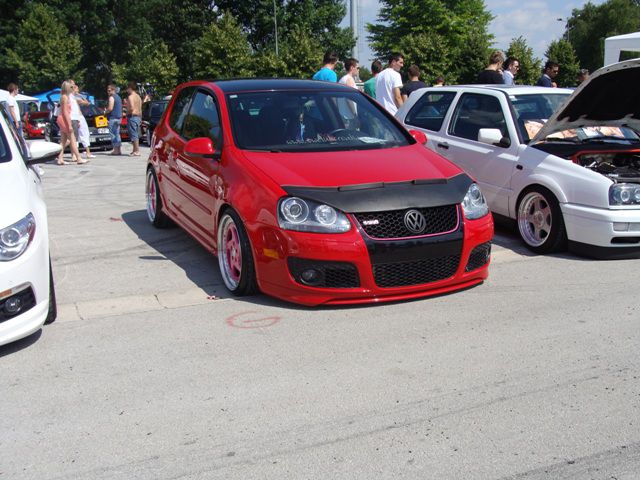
[0,213,36,261]
[278,197,351,233]
[461,183,489,220]
[610,183,640,205]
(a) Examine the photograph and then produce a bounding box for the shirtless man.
[125,82,142,156]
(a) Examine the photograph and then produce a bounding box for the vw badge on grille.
[404,209,426,234]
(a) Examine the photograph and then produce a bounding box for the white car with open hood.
[396,59,640,259]
[0,102,61,346]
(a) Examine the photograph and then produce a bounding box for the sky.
[344,0,608,63]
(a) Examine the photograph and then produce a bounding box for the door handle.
[437,142,449,150]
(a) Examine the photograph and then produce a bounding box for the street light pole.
[274,0,279,56]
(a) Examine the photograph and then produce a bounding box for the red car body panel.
[148,80,493,306]
[23,111,48,139]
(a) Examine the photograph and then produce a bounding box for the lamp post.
[274,0,279,56]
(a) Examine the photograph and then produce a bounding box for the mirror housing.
[27,140,62,164]
[478,128,511,148]
[184,137,220,160]
[408,129,428,145]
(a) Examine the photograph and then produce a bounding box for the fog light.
[300,268,322,286]
[613,222,629,232]
[4,296,22,314]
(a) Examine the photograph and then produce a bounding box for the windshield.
[510,93,570,143]
[226,90,411,152]
[80,103,102,117]
[150,102,168,117]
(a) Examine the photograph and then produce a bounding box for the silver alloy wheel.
[145,170,157,223]
[218,214,242,291]
[517,191,552,247]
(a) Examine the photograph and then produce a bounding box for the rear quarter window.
[405,91,456,131]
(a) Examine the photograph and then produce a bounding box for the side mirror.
[478,128,511,148]
[184,137,220,160]
[408,129,428,144]
[27,140,61,164]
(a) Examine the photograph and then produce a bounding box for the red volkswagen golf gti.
[146,79,494,306]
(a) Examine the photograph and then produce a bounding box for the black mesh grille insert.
[465,242,492,272]
[354,205,458,239]
[0,287,36,323]
[373,254,461,288]
[288,257,360,288]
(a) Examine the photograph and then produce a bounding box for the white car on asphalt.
[0,103,61,346]
[396,59,640,259]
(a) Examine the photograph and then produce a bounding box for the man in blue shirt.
[312,51,339,82]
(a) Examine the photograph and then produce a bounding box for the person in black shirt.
[476,51,505,84]
[400,65,428,101]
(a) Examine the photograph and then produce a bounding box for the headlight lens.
[278,197,351,233]
[0,213,36,261]
[461,183,489,220]
[610,184,640,205]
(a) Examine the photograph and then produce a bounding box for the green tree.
[110,41,179,95]
[278,24,325,78]
[192,13,255,80]
[367,0,494,84]
[0,0,28,84]
[506,36,542,85]
[213,0,354,60]
[566,0,640,73]
[5,3,82,91]
[545,39,580,88]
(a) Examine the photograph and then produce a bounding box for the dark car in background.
[45,102,112,150]
[141,99,169,145]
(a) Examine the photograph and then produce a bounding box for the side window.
[169,87,195,134]
[449,93,508,144]
[405,91,456,131]
[182,91,221,144]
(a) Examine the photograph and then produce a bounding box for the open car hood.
[531,59,640,143]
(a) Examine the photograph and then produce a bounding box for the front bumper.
[562,203,640,257]
[251,213,494,306]
[0,233,50,346]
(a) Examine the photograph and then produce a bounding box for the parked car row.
[396,59,640,259]
[3,60,639,346]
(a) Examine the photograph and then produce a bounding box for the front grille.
[465,242,492,271]
[373,254,461,288]
[0,287,36,323]
[355,205,458,239]
[288,257,360,288]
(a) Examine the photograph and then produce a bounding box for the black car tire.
[516,186,567,254]
[217,209,258,296]
[146,168,171,228]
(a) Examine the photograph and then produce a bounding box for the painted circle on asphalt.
[225,311,281,329]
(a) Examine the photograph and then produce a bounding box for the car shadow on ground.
[0,330,42,357]
[121,209,237,300]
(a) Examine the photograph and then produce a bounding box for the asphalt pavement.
[1,145,639,479]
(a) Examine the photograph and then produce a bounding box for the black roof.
[212,78,354,93]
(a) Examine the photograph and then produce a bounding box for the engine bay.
[573,150,640,183]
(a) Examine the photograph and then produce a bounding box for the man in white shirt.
[375,53,404,115]
[502,57,520,86]
[6,83,21,134]
[339,58,359,88]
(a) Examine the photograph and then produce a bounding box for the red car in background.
[145,79,494,306]
[22,111,49,139]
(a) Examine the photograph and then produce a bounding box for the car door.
[158,86,195,218]
[438,91,520,216]
[173,88,223,247]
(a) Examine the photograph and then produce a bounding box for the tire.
[217,209,258,296]
[44,259,57,325]
[516,186,567,254]
[145,168,171,228]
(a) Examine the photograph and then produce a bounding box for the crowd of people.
[4,78,144,165]
[311,50,590,115]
